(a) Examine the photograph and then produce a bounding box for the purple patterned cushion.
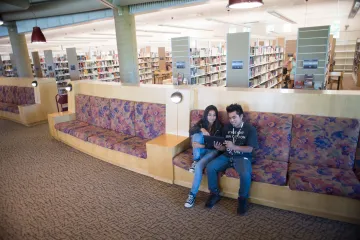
[75,94,92,123]
[289,163,360,200]
[55,120,89,134]
[355,138,360,181]
[134,102,166,139]
[24,87,35,104]
[68,125,107,141]
[173,148,193,171]
[290,115,360,170]
[88,130,134,149]
[89,96,111,129]
[225,159,288,186]
[0,86,5,102]
[15,87,27,105]
[247,112,292,162]
[0,102,19,114]
[110,99,136,136]
[4,86,17,104]
[112,136,148,159]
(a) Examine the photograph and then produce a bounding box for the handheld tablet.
[203,136,225,149]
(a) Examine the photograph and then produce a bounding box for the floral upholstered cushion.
[54,120,89,134]
[15,87,27,105]
[110,99,136,136]
[0,102,19,114]
[134,102,166,139]
[89,96,111,129]
[75,94,92,123]
[355,138,360,181]
[246,112,292,162]
[5,86,17,104]
[68,125,107,141]
[290,115,360,170]
[0,86,5,102]
[173,148,193,171]
[24,87,35,104]
[88,130,134,149]
[112,137,148,159]
[288,163,360,199]
[225,159,288,186]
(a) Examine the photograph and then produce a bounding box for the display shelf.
[352,38,360,86]
[334,40,356,74]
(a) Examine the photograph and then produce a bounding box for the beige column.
[113,7,139,85]
[32,51,43,78]
[7,23,33,77]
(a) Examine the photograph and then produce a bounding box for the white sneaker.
[189,161,197,173]
[184,193,196,208]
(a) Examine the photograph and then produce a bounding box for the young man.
[205,104,258,215]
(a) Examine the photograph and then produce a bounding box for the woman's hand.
[192,142,205,149]
[214,141,225,151]
[200,128,210,136]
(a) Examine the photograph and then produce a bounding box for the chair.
[329,71,344,90]
[55,94,68,112]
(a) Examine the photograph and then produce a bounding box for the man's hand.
[214,141,225,151]
[200,128,210,136]
[225,141,236,150]
[192,142,204,149]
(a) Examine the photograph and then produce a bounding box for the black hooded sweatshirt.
[189,105,223,137]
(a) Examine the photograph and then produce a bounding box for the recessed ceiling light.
[158,24,213,32]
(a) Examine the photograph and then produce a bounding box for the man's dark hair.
[226,104,244,116]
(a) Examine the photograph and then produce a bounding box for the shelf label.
[303,59,318,69]
[176,61,185,69]
[232,60,243,69]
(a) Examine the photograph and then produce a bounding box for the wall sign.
[303,59,318,69]
[70,65,76,71]
[176,61,185,69]
[232,60,243,69]
[48,66,53,71]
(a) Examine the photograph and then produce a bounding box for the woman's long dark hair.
[202,105,222,136]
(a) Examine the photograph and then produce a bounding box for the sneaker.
[184,193,196,208]
[237,197,248,215]
[189,161,197,173]
[205,193,221,208]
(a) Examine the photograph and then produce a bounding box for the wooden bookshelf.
[353,38,360,87]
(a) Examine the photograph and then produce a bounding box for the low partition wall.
[48,82,360,224]
[0,77,58,126]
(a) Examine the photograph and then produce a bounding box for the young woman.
[185,105,223,208]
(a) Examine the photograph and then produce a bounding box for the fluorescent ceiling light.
[137,29,181,34]
[228,0,264,9]
[348,0,360,19]
[158,24,213,32]
[98,0,118,9]
[267,11,296,24]
[206,18,250,27]
[90,33,153,37]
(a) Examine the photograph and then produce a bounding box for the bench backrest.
[190,110,292,163]
[289,114,360,170]
[0,85,35,105]
[76,94,166,140]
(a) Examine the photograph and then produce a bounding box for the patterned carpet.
[0,119,359,240]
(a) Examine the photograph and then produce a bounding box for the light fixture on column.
[171,92,183,104]
[31,80,38,87]
[0,16,3,26]
[228,0,264,9]
[65,83,72,92]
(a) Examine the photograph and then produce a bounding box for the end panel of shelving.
[171,37,191,84]
[226,32,250,88]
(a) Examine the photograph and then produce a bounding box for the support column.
[7,23,32,78]
[113,7,139,85]
[32,51,43,78]
[0,55,3,76]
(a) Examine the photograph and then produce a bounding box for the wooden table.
[329,72,343,90]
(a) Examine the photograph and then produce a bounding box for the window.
[266,25,274,34]
[243,27,251,32]
[330,21,340,39]
[283,24,292,33]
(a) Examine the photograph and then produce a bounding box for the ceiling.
[0,0,359,56]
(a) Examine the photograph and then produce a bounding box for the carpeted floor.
[0,120,359,240]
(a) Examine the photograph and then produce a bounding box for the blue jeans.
[206,154,252,198]
[191,133,219,195]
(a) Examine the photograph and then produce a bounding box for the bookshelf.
[352,38,360,87]
[226,32,284,88]
[138,47,153,84]
[334,40,357,74]
[2,60,15,77]
[171,37,226,86]
[295,26,331,90]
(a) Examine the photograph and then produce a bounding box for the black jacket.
[189,119,223,137]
